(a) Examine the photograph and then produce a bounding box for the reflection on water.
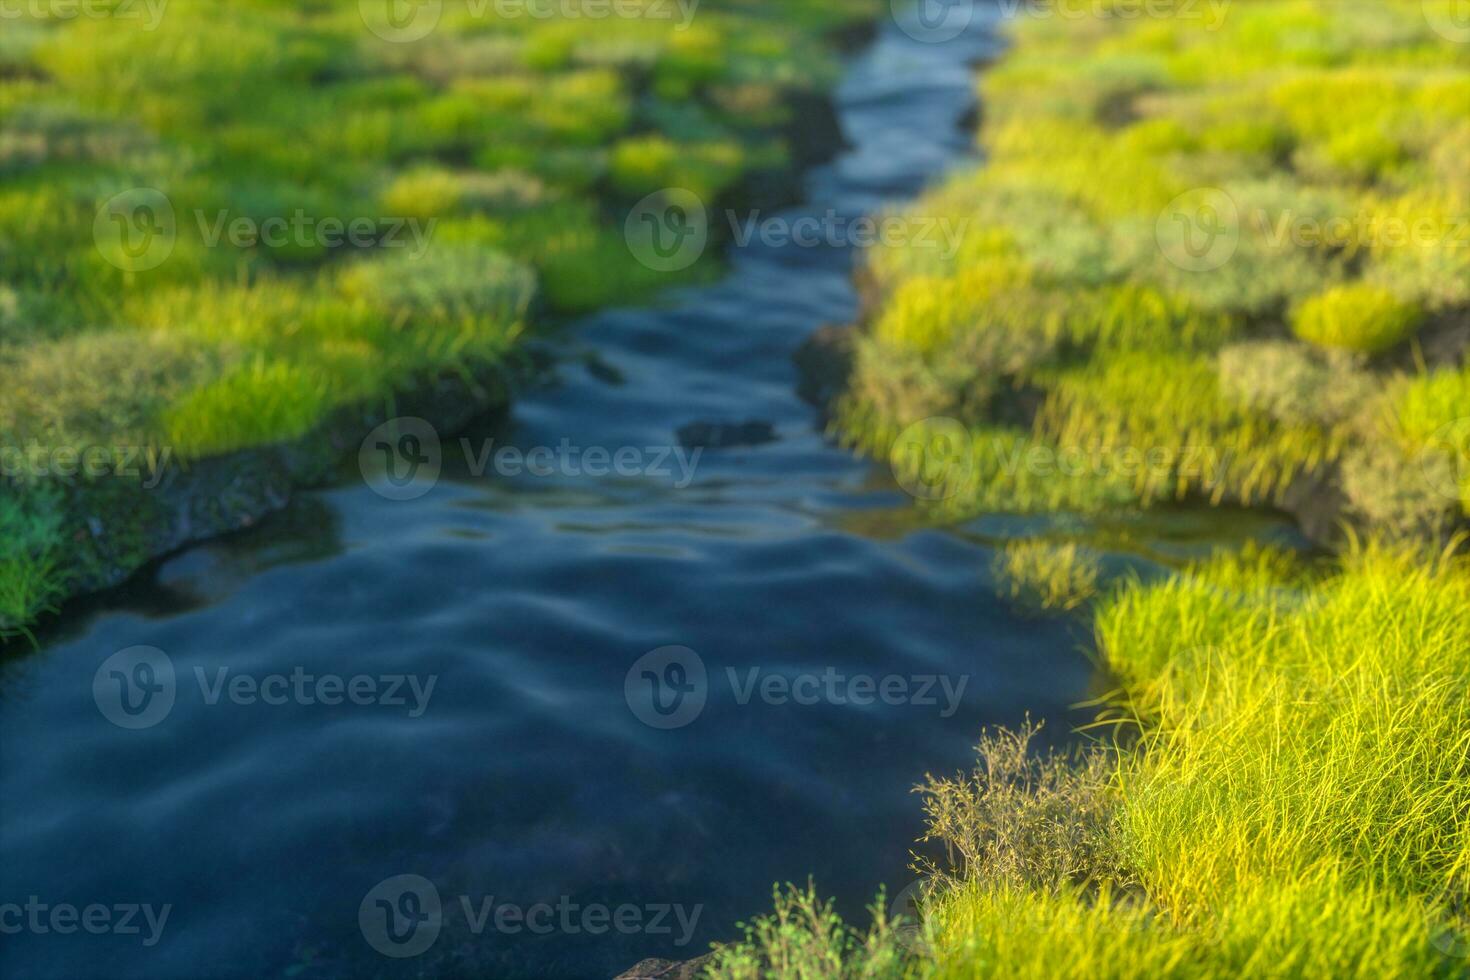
[0,11,1304,980]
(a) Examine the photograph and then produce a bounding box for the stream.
[0,10,1298,979]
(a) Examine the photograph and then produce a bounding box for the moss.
[338,246,536,331]
[1340,445,1460,541]
[385,170,552,220]
[1035,350,1340,508]
[719,5,1470,976]
[838,0,1468,540]
[0,0,880,632]
[871,259,1037,355]
[1216,341,1373,429]
[0,330,220,450]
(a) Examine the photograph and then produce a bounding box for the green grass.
[704,883,911,979]
[836,0,1470,540]
[0,484,65,639]
[993,540,1101,612]
[712,4,1470,977]
[161,360,332,459]
[1394,367,1470,456]
[706,542,1470,978]
[609,134,749,199]
[1292,284,1424,355]
[0,0,878,631]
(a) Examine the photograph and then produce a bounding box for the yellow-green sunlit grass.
[708,542,1470,978]
[715,4,1470,976]
[0,0,879,629]
[840,0,1469,539]
[1292,283,1424,354]
[993,539,1101,612]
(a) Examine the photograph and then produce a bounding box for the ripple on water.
[0,10,1165,980]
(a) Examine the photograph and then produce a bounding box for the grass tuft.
[993,540,1102,612]
[1291,284,1424,355]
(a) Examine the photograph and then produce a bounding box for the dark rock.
[1279,464,1349,549]
[614,954,714,980]
[54,369,510,602]
[676,420,777,450]
[824,17,880,55]
[793,324,857,412]
[585,354,626,385]
[956,102,981,135]
[1413,311,1470,372]
[726,86,848,215]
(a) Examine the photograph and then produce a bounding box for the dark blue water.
[0,11,1282,979]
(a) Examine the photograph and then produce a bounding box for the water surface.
[0,12,1299,979]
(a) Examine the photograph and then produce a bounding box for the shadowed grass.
[0,484,64,638]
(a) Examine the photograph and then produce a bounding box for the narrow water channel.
[0,11,1283,979]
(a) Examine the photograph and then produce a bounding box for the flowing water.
[0,11,1300,979]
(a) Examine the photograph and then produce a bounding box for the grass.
[708,3,1470,977]
[993,540,1101,612]
[0,484,65,640]
[836,0,1470,540]
[706,541,1470,979]
[0,0,877,632]
[704,883,911,980]
[1291,284,1424,354]
[3,0,870,450]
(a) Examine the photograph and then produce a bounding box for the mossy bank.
[815,0,1470,551]
[0,0,880,638]
[709,3,1470,977]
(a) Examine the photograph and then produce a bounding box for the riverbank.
[2,10,1072,978]
[708,3,1470,976]
[826,1,1470,549]
[0,1,877,638]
